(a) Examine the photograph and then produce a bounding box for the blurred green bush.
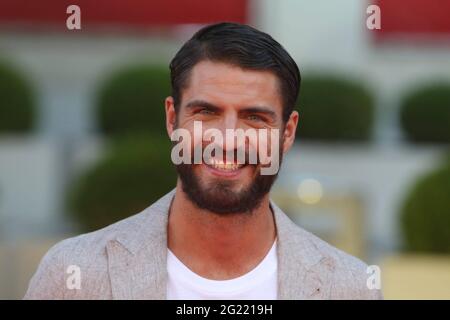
[400,83,450,143]
[400,157,450,253]
[0,61,35,133]
[295,75,375,142]
[68,134,176,232]
[96,64,170,136]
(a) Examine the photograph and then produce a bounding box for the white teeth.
[214,163,239,170]
[207,158,243,171]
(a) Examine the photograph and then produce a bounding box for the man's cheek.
[193,121,203,164]
[259,129,280,176]
[171,128,192,165]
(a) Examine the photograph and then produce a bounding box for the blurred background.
[0,0,450,299]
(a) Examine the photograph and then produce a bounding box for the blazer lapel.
[106,190,175,299]
[106,190,334,300]
[272,201,335,299]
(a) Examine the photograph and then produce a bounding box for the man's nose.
[216,113,240,152]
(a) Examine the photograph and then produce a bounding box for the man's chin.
[176,163,277,214]
[185,183,255,214]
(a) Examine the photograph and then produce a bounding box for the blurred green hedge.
[68,134,176,232]
[0,61,35,133]
[400,84,450,143]
[96,64,170,136]
[296,75,374,141]
[400,157,450,254]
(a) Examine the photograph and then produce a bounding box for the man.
[25,22,382,300]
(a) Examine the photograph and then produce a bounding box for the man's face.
[166,61,297,214]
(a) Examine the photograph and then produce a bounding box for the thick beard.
[175,147,283,215]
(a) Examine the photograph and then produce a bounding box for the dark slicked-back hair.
[169,22,301,122]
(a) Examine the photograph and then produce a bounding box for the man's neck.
[167,182,277,280]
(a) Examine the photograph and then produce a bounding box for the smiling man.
[25,22,382,300]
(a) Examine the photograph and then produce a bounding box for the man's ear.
[282,110,299,154]
[165,96,177,138]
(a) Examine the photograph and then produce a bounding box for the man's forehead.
[189,60,278,88]
[182,60,283,110]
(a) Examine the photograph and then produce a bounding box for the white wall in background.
[256,0,450,143]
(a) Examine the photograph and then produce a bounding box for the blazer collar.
[107,189,332,299]
[271,201,334,299]
[106,190,174,299]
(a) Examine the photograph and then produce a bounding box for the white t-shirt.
[166,240,278,300]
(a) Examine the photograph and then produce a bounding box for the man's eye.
[199,109,214,115]
[247,114,262,121]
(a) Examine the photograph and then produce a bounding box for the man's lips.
[201,158,251,178]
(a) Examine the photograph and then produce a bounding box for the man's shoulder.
[67,206,150,250]
[289,223,382,299]
[299,225,368,272]
[23,207,152,299]
[24,190,174,299]
[51,205,150,260]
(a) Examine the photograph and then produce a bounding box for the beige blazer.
[24,189,382,299]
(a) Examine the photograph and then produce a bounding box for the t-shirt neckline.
[167,239,277,294]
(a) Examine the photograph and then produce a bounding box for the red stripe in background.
[374,0,450,40]
[0,0,247,30]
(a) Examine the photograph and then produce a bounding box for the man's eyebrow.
[184,100,222,112]
[240,106,277,120]
[184,100,278,120]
